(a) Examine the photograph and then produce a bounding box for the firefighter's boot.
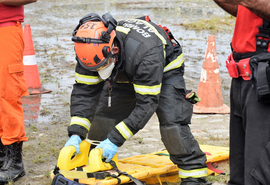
[0,140,5,168]
[0,142,25,183]
[180,177,212,185]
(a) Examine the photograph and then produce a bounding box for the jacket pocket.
[173,84,193,124]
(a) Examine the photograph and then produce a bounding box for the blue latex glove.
[64,135,82,155]
[96,138,118,162]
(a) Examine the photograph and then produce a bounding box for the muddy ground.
[14,0,235,184]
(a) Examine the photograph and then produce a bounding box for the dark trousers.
[228,78,270,185]
[88,71,207,171]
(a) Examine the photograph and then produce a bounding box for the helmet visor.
[91,57,115,72]
[98,60,115,80]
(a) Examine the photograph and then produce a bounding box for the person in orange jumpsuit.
[0,0,37,183]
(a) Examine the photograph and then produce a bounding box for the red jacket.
[232,5,270,53]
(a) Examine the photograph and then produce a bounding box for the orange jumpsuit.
[0,22,29,145]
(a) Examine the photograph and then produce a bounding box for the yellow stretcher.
[52,140,229,185]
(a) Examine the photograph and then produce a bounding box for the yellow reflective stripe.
[164,53,184,73]
[133,83,161,95]
[128,19,167,58]
[116,26,130,34]
[128,19,167,45]
[75,72,102,85]
[116,122,133,140]
[178,168,208,179]
[70,116,91,131]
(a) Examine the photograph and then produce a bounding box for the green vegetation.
[183,15,236,33]
[207,175,229,183]
[40,106,52,116]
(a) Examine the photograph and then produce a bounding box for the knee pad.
[160,125,191,156]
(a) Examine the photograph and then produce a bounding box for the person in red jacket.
[213,0,270,185]
[0,0,37,183]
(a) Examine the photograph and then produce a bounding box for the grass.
[182,15,236,33]
[134,137,144,144]
[207,174,229,183]
[40,106,52,116]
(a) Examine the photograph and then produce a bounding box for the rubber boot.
[0,142,25,183]
[180,177,212,185]
[0,140,5,168]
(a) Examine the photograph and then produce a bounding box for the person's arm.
[241,0,270,22]
[108,47,164,147]
[213,0,238,17]
[68,62,104,139]
[214,0,270,22]
[0,0,37,6]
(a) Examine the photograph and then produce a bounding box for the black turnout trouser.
[88,71,207,171]
[228,77,270,185]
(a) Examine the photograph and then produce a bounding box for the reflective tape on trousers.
[179,168,208,178]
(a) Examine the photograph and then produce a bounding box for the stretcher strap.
[206,162,226,175]
[58,160,144,184]
[109,160,146,185]
[75,167,112,179]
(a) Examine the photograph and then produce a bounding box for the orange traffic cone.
[193,35,230,114]
[23,24,51,95]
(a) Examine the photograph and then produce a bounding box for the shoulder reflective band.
[128,19,167,58]
[75,72,103,85]
[70,116,91,131]
[178,168,208,179]
[164,53,184,73]
[116,121,133,140]
[133,83,162,95]
[116,26,130,34]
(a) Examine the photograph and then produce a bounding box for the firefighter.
[213,0,270,185]
[64,13,211,185]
